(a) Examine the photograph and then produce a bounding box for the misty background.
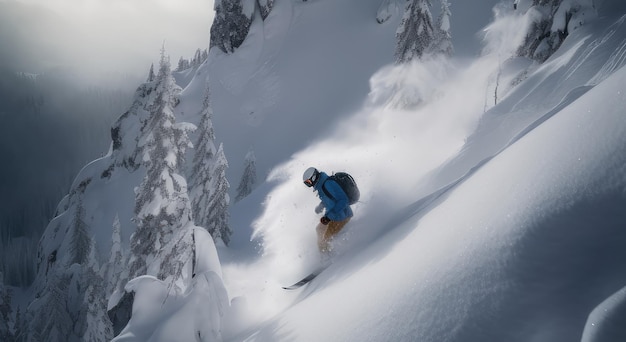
[0,0,213,286]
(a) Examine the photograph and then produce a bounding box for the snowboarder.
[302,167,354,256]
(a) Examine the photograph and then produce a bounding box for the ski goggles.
[304,178,314,187]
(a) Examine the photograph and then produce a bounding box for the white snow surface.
[168,0,626,340]
[26,0,626,341]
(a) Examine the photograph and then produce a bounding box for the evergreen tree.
[207,144,232,245]
[190,86,216,225]
[106,216,134,338]
[147,63,155,82]
[177,57,190,71]
[515,0,594,62]
[0,275,13,342]
[235,149,257,202]
[258,0,275,20]
[395,0,436,63]
[23,234,110,341]
[109,215,123,274]
[14,307,21,341]
[175,49,209,72]
[191,88,232,244]
[78,247,113,342]
[193,49,202,65]
[17,181,102,341]
[433,0,453,56]
[70,198,91,265]
[105,215,128,297]
[129,50,194,278]
[210,0,254,53]
[190,86,232,244]
[26,273,73,342]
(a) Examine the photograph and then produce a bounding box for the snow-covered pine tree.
[0,274,13,342]
[147,63,155,82]
[258,0,274,20]
[235,149,257,202]
[433,0,453,56]
[207,144,232,245]
[395,0,436,63]
[25,272,73,341]
[189,86,231,245]
[70,197,91,265]
[193,49,202,66]
[129,49,194,279]
[190,87,217,232]
[109,215,123,274]
[515,0,595,62]
[16,177,109,341]
[103,214,133,336]
[210,0,254,53]
[75,245,113,342]
[177,57,190,71]
[176,49,209,71]
[104,214,130,300]
[80,270,113,341]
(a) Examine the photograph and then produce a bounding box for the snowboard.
[282,265,328,290]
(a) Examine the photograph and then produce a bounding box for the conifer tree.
[433,0,453,56]
[130,49,194,278]
[147,63,155,82]
[14,306,21,340]
[177,57,190,71]
[109,215,123,274]
[515,0,594,62]
[105,215,128,297]
[190,87,217,232]
[395,0,436,63]
[27,273,73,341]
[189,86,231,245]
[235,149,257,202]
[210,0,253,53]
[76,245,113,342]
[0,276,13,342]
[70,198,91,265]
[258,0,274,20]
[207,144,232,245]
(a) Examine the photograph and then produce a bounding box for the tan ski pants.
[316,217,351,254]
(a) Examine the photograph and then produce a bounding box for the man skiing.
[302,167,354,255]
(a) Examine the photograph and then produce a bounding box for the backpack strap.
[321,177,335,200]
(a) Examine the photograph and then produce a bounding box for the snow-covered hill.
[4,0,626,341]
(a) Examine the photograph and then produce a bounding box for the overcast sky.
[0,0,505,83]
[0,0,214,82]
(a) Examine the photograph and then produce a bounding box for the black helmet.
[303,167,320,187]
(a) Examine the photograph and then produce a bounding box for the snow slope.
[12,0,626,341]
[204,1,626,341]
[244,59,626,342]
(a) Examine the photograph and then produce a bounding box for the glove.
[320,216,330,225]
[314,202,324,214]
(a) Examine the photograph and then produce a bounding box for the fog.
[0,0,214,82]
[0,0,214,286]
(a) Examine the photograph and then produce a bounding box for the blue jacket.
[314,172,354,222]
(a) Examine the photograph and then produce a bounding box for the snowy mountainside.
[204,0,404,183]
[15,57,228,341]
[247,62,626,342]
[7,0,626,341]
[218,1,626,342]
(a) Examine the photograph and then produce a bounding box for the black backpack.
[322,172,360,205]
